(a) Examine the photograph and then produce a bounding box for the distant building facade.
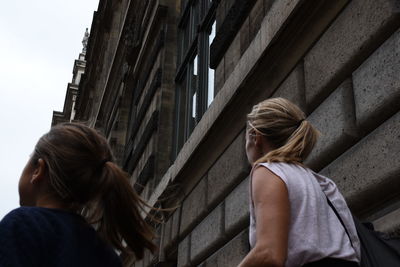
[52,29,89,126]
[55,0,400,266]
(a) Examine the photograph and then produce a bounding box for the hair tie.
[96,159,110,172]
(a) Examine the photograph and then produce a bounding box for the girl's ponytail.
[248,98,319,165]
[254,120,319,164]
[94,161,157,261]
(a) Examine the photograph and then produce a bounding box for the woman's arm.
[238,166,290,267]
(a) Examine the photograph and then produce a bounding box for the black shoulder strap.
[326,196,354,248]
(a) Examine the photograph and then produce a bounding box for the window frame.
[173,0,217,159]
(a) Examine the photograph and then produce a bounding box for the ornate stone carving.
[82,28,89,53]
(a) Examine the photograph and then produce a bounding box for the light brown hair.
[247,97,319,164]
[31,123,157,262]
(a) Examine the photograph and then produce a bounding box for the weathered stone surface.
[373,206,400,234]
[190,204,224,263]
[203,229,249,267]
[148,227,161,266]
[240,18,250,56]
[272,62,306,111]
[215,59,225,95]
[162,215,172,251]
[260,0,301,51]
[216,1,226,28]
[304,0,400,108]
[352,29,400,133]
[177,234,191,267]
[237,30,262,86]
[249,0,264,41]
[134,259,144,267]
[224,31,241,81]
[171,207,181,245]
[225,177,250,235]
[148,253,157,267]
[143,249,150,267]
[180,176,208,236]
[207,131,250,207]
[305,79,358,171]
[162,206,180,252]
[321,112,400,214]
[264,0,275,15]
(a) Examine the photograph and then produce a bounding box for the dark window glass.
[183,19,190,55]
[174,0,217,159]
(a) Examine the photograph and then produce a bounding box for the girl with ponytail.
[239,98,361,267]
[0,123,156,267]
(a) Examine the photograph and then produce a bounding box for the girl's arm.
[238,166,290,267]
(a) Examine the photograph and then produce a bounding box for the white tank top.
[249,162,361,266]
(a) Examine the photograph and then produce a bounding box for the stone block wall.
[305,79,358,171]
[135,132,250,266]
[303,0,400,110]
[200,229,249,266]
[161,0,399,266]
[281,1,400,222]
[162,132,250,266]
[132,0,400,266]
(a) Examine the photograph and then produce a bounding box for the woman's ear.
[258,135,275,154]
[254,133,263,147]
[31,158,46,184]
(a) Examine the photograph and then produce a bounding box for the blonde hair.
[247,97,319,164]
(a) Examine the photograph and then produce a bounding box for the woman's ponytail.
[93,161,157,261]
[248,98,319,165]
[254,120,319,164]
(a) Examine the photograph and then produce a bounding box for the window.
[207,20,216,107]
[174,0,217,158]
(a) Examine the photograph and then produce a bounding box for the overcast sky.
[0,1,99,219]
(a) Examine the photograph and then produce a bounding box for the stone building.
[56,0,400,266]
[52,29,89,126]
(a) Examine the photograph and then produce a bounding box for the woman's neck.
[34,193,70,211]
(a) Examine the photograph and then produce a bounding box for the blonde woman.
[238,98,360,267]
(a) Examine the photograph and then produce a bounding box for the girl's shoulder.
[2,206,64,219]
[257,161,305,168]
[0,207,50,234]
[255,161,308,176]
[1,206,84,231]
[1,207,36,224]
[0,207,45,264]
[254,161,317,187]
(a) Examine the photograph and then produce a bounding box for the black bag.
[327,197,400,267]
[352,217,400,267]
